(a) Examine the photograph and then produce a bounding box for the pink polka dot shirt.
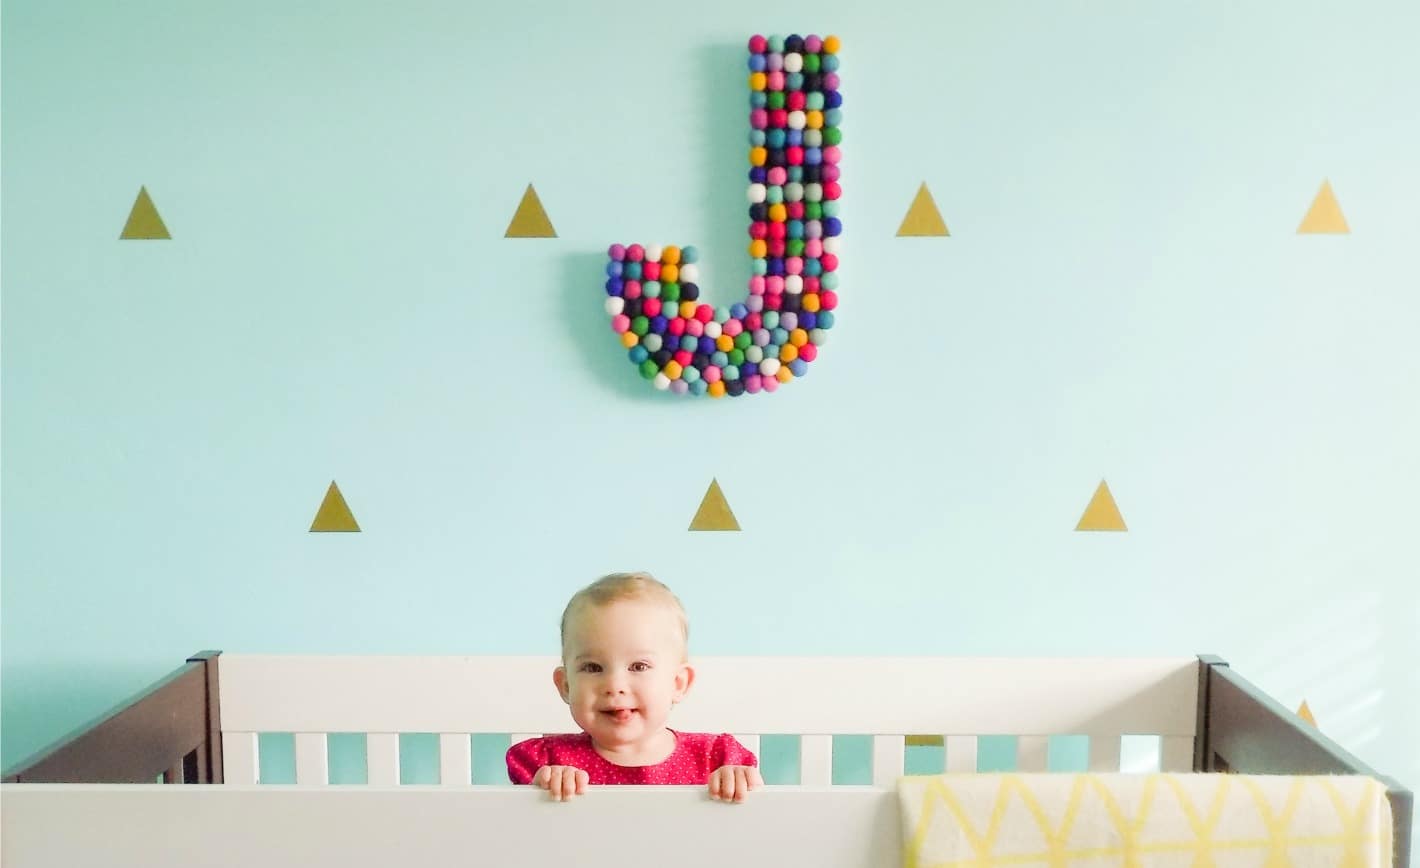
[506,731,757,785]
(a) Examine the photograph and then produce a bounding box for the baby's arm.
[532,765,590,801]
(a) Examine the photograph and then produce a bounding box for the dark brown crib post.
[186,650,224,784]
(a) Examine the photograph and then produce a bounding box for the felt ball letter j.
[603,34,842,398]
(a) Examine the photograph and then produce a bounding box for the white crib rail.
[0,784,900,868]
[216,656,1200,784]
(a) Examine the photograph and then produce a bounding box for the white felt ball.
[822,236,841,255]
[785,274,803,294]
[704,321,722,339]
[759,358,781,376]
[784,52,803,73]
[745,346,764,363]
[788,110,806,130]
[645,245,663,262]
[748,183,767,203]
[653,373,671,390]
[809,328,828,345]
[679,263,699,283]
[605,297,625,316]
[643,333,663,352]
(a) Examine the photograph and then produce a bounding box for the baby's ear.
[672,663,695,702]
[552,666,570,703]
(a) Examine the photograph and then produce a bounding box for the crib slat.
[295,733,329,785]
[222,732,259,785]
[872,735,905,787]
[1016,735,1049,772]
[734,733,760,758]
[1088,734,1122,771]
[800,735,832,786]
[366,734,400,786]
[439,733,471,786]
[945,735,977,772]
[510,733,540,749]
[1160,735,1194,771]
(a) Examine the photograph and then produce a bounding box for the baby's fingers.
[708,768,727,801]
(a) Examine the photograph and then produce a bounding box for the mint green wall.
[3,0,1415,804]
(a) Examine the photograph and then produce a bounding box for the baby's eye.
[579,662,602,673]
[629,661,651,672]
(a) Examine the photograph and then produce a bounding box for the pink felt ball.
[749,35,768,52]
[787,146,804,165]
[644,297,663,317]
[821,253,839,272]
[788,91,806,111]
[750,222,769,239]
[723,318,744,337]
[821,164,841,183]
[643,261,661,281]
[804,276,821,293]
[822,146,842,165]
[703,366,722,384]
[805,35,822,52]
[820,290,839,310]
[611,314,630,333]
[668,317,687,337]
[786,257,804,275]
[798,343,818,362]
[623,279,643,300]
[674,350,693,367]
[805,239,823,258]
[609,243,627,261]
[766,275,785,295]
[824,73,840,90]
[750,109,768,129]
[694,304,715,324]
[762,376,779,393]
[767,166,788,186]
[746,312,763,331]
[823,181,842,200]
[748,275,766,295]
[767,71,785,90]
[745,375,763,394]
[686,318,705,337]
[627,244,645,262]
[768,221,786,239]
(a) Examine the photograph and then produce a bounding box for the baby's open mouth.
[601,708,637,722]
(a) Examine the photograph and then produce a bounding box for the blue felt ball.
[689,379,709,396]
[824,217,842,236]
[749,54,767,72]
[711,351,729,367]
[825,91,842,109]
[767,129,787,149]
[681,335,698,352]
[605,277,624,296]
[750,129,766,147]
[787,129,803,147]
[698,336,716,355]
[606,260,624,277]
[681,246,699,264]
[750,91,767,109]
[790,359,808,377]
[730,303,748,319]
[651,315,668,334]
[629,346,649,364]
[624,262,642,280]
[817,311,835,329]
[800,311,817,330]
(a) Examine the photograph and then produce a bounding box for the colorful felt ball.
[749,34,768,52]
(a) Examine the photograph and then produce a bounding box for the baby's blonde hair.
[560,572,689,656]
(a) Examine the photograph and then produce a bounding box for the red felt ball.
[644,297,663,317]
[694,304,715,323]
[643,261,661,281]
[820,290,838,310]
[626,244,645,262]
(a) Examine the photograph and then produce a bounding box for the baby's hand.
[708,765,763,803]
[532,765,589,801]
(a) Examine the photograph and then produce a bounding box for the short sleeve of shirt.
[710,733,758,770]
[506,736,549,784]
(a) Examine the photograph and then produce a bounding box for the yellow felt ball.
[824,35,841,53]
[776,366,794,384]
[661,263,679,282]
[749,72,767,91]
[750,147,767,166]
[749,239,768,258]
[716,334,734,352]
[790,328,808,347]
[680,301,698,318]
[708,381,727,398]
[768,203,787,223]
[620,331,639,349]
[780,343,798,363]
[806,110,823,130]
[802,293,821,312]
[662,246,681,265]
[664,360,684,380]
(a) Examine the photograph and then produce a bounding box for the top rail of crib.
[217,655,1201,736]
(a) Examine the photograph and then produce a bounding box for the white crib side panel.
[1,785,900,868]
[222,732,258,785]
[1088,734,1122,771]
[1160,735,1195,772]
[800,734,833,786]
[872,735,905,787]
[215,655,1200,737]
[945,736,978,772]
[1016,735,1049,772]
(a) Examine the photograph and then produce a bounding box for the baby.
[506,572,763,801]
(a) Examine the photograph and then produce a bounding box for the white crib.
[1,653,1411,867]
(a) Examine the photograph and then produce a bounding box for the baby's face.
[556,598,691,752]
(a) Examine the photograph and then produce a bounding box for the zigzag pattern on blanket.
[898,773,1392,867]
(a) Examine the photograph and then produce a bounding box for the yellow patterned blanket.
[898,773,1391,867]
